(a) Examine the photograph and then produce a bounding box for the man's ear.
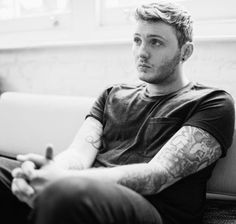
[180,42,193,62]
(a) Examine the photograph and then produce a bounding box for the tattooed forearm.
[151,126,222,182]
[118,163,168,195]
[119,126,222,195]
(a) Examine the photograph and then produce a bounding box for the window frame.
[96,0,236,40]
[0,0,235,50]
[0,12,71,33]
[0,0,73,49]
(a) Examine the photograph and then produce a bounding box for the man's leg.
[32,176,163,224]
[0,157,32,224]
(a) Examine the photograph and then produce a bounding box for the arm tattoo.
[154,126,222,179]
[119,126,222,195]
[85,135,101,150]
[84,118,102,150]
[118,164,168,195]
[70,117,102,151]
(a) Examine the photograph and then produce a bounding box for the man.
[0,1,235,224]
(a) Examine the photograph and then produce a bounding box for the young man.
[0,1,235,224]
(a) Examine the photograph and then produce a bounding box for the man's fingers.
[12,161,37,181]
[17,153,45,167]
[21,161,37,180]
[11,178,35,208]
[11,178,35,197]
[11,167,27,179]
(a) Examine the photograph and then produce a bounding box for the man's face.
[132,20,182,85]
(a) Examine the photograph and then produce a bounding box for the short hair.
[134,1,193,47]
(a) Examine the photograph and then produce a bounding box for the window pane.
[104,0,187,8]
[0,0,71,19]
[19,0,71,16]
[0,0,14,20]
[104,0,153,8]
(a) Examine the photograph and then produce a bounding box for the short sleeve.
[86,86,113,124]
[184,91,235,157]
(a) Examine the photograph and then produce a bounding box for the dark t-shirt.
[87,82,235,224]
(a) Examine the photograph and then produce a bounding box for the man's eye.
[133,37,141,45]
[150,39,161,46]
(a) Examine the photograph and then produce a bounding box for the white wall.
[0,40,236,100]
[0,43,136,97]
[186,40,236,99]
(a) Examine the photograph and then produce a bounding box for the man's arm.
[11,116,103,207]
[53,116,102,169]
[17,116,102,170]
[118,125,222,194]
[76,125,222,195]
[13,124,222,200]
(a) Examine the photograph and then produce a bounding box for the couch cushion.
[207,130,236,199]
[0,92,95,157]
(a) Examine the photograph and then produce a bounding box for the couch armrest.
[0,92,95,157]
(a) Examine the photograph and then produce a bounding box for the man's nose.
[138,44,150,59]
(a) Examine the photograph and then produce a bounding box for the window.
[96,0,236,39]
[0,0,71,32]
[96,0,187,26]
[0,0,235,49]
[103,0,185,8]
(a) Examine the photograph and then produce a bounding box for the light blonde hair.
[134,1,193,47]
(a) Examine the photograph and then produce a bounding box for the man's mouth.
[138,63,152,70]
[137,63,152,69]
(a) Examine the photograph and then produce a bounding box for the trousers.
[0,156,163,224]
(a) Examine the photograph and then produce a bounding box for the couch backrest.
[0,92,95,157]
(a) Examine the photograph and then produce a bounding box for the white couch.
[0,91,235,222]
[0,91,95,157]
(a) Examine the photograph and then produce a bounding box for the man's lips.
[137,63,152,69]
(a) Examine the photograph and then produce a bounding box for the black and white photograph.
[0,0,235,223]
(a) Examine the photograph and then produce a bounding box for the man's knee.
[36,176,107,206]
[0,157,31,223]
[34,176,163,224]
[34,176,113,224]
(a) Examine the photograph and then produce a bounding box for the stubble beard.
[139,51,181,85]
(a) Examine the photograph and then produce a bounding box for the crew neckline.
[140,82,194,101]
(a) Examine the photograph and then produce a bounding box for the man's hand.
[11,152,67,208]
[11,160,36,208]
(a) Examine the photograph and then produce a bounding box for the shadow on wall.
[0,76,6,95]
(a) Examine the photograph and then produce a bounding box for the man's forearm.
[116,163,168,194]
[68,163,167,195]
[54,117,102,170]
[54,150,88,170]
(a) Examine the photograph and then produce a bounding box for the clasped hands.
[11,153,67,208]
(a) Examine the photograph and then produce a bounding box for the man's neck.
[146,77,190,97]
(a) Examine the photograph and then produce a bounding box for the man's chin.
[138,72,154,82]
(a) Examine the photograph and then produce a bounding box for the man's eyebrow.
[148,34,166,40]
[133,33,166,41]
[133,33,141,37]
